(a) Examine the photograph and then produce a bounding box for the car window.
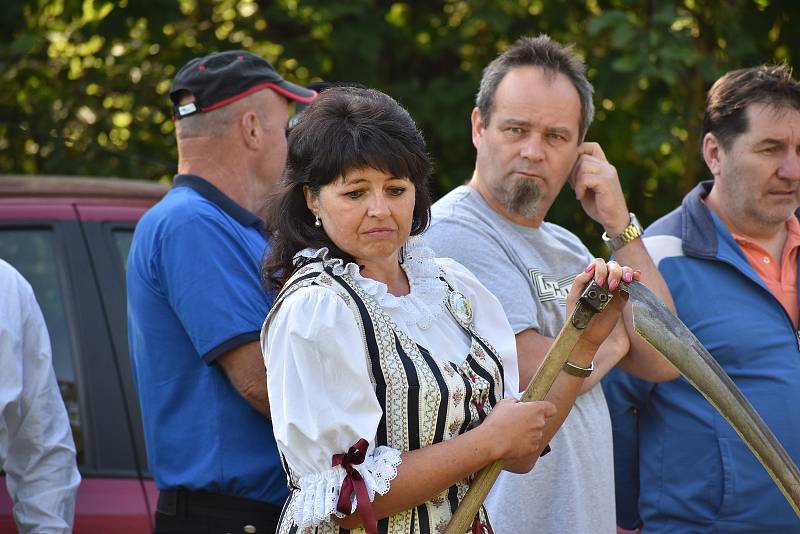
[112,228,134,270]
[0,228,84,464]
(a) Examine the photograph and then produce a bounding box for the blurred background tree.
[1,0,797,250]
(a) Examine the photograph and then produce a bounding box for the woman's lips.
[364,228,396,237]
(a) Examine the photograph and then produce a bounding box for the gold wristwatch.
[602,212,643,252]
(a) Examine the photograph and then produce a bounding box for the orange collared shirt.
[731,216,800,328]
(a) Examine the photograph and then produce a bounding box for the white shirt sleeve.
[263,285,402,528]
[0,261,80,533]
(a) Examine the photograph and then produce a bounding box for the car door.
[0,202,155,533]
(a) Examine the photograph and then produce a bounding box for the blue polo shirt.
[127,174,286,505]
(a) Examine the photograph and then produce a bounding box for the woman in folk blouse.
[261,87,631,534]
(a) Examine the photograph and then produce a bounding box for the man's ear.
[471,107,484,150]
[241,110,261,150]
[702,132,723,178]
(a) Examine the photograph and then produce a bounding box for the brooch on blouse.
[447,290,473,327]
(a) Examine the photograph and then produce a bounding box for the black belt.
[157,488,280,516]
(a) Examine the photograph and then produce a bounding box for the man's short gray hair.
[175,93,265,140]
[476,34,595,140]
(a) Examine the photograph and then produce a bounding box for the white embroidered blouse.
[262,237,519,528]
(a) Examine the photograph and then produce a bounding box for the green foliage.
[1,0,798,250]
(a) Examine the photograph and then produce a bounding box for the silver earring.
[314,215,322,228]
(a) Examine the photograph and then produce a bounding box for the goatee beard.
[502,179,540,218]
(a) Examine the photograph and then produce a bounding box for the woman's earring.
[314,215,322,228]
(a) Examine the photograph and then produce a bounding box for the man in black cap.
[127,50,315,532]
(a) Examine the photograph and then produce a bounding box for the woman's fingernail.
[585,263,595,272]
[595,274,604,285]
[623,271,633,282]
[609,278,618,291]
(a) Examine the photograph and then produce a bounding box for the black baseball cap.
[169,50,317,120]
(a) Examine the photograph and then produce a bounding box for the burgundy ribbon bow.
[332,438,378,534]
[471,513,493,534]
[470,512,494,534]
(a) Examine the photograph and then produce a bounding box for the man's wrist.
[602,212,644,252]
[602,214,632,237]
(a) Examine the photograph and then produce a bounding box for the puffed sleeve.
[263,285,402,528]
[435,257,520,398]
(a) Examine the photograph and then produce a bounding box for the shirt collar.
[173,174,263,228]
[782,215,800,256]
[787,213,800,240]
[727,211,800,251]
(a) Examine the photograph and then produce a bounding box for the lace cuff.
[293,445,402,528]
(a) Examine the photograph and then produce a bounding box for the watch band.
[562,359,593,378]
[602,212,643,252]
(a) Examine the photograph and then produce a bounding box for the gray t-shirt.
[426,185,616,534]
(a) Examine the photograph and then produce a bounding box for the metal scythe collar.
[571,281,617,329]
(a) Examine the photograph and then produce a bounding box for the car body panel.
[0,175,168,533]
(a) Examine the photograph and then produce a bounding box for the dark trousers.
[155,489,283,534]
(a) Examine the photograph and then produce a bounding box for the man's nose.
[520,134,545,162]
[778,150,800,181]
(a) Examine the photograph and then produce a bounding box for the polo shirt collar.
[730,214,800,249]
[173,174,263,228]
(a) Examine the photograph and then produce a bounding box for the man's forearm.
[217,341,271,417]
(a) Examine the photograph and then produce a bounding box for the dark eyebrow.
[499,118,531,128]
[341,176,368,186]
[754,138,785,148]
[342,175,408,185]
[545,126,573,139]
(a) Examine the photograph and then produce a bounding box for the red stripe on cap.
[269,84,317,104]
[202,82,316,112]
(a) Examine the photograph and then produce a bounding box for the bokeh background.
[1,0,797,250]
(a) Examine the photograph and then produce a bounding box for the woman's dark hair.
[262,87,433,290]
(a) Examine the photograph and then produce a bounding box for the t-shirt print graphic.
[527,269,576,305]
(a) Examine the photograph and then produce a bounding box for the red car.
[0,175,168,532]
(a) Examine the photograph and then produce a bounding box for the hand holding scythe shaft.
[445,280,625,534]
